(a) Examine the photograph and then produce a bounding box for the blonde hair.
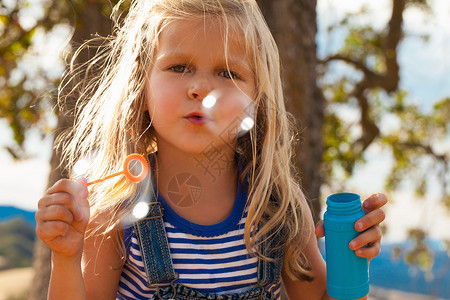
[58,0,314,281]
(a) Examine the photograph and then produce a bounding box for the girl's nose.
[188,74,212,101]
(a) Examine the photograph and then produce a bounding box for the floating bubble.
[202,94,217,109]
[132,201,150,219]
[73,159,91,176]
[240,116,255,132]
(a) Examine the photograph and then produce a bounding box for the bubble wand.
[72,153,149,186]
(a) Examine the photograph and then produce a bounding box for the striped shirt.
[116,182,281,299]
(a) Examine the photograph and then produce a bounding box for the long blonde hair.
[58,0,314,281]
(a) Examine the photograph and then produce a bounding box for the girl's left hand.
[315,193,387,261]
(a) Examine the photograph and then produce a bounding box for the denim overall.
[132,193,284,300]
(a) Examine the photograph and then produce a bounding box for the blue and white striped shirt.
[116,183,280,299]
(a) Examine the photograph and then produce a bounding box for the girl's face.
[146,17,256,156]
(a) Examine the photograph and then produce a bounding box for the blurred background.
[0,0,449,299]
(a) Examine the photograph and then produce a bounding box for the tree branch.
[352,79,380,154]
[381,0,405,92]
[396,141,447,163]
[320,54,378,79]
[322,0,406,155]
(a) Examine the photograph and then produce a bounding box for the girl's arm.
[282,232,330,300]
[36,179,90,300]
[283,193,387,300]
[48,215,123,300]
[82,216,124,300]
[36,179,124,300]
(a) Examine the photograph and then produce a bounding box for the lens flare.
[202,94,217,108]
[240,116,254,132]
[73,159,91,176]
[132,201,150,219]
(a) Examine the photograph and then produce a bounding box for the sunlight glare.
[132,201,149,219]
[240,116,254,132]
[202,94,217,109]
[73,159,90,176]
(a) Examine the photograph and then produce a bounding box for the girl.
[36,0,387,299]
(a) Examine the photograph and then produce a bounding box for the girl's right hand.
[36,179,90,259]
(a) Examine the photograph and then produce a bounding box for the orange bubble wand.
[73,154,149,186]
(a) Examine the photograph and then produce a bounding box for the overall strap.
[257,227,285,288]
[132,191,177,286]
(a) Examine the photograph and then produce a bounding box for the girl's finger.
[38,192,72,209]
[349,226,382,251]
[36,220,70,241]
[355,240,381,259]
[36,204,75,224]
[47,179,89,200]
[362,193,388,213]
[355,208,386,232]
[315,220,325,238]
[38,192,84,223]
[42,180,89,223]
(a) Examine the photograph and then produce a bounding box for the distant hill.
[0,206,36,227]
[0,206,36,270]
[369,241,450,299]
[0,218,35,270]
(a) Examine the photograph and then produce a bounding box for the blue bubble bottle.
[324,192,369,300]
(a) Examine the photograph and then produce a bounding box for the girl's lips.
[184,112,209,125]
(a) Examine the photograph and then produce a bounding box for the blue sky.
[0,0,449,242]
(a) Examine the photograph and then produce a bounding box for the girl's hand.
[315,193,387,261]
[35,179,90,259]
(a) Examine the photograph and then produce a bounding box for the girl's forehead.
[158,17,247,56]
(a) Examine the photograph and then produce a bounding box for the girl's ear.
[144,110,151,119]
[142,79,151,112]
[141,93,149,112]
[143,110,152,128]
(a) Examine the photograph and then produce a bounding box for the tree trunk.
[258,0,325,222]
[28,2,113,299]
[257,2,324,299]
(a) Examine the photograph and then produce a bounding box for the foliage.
[0,0,123,159]
[320,0,449,201]
[392,228,442,282]
[0,218,35,270]
[0,0,74,158]
[382,96,449,198]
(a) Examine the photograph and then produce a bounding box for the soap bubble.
[132,201,150,219]
[240,116,254,132]
[202,94,217,109]
[73,158,91,177]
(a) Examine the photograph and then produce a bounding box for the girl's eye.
[220,70,239,80]
[170,65,189,73]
